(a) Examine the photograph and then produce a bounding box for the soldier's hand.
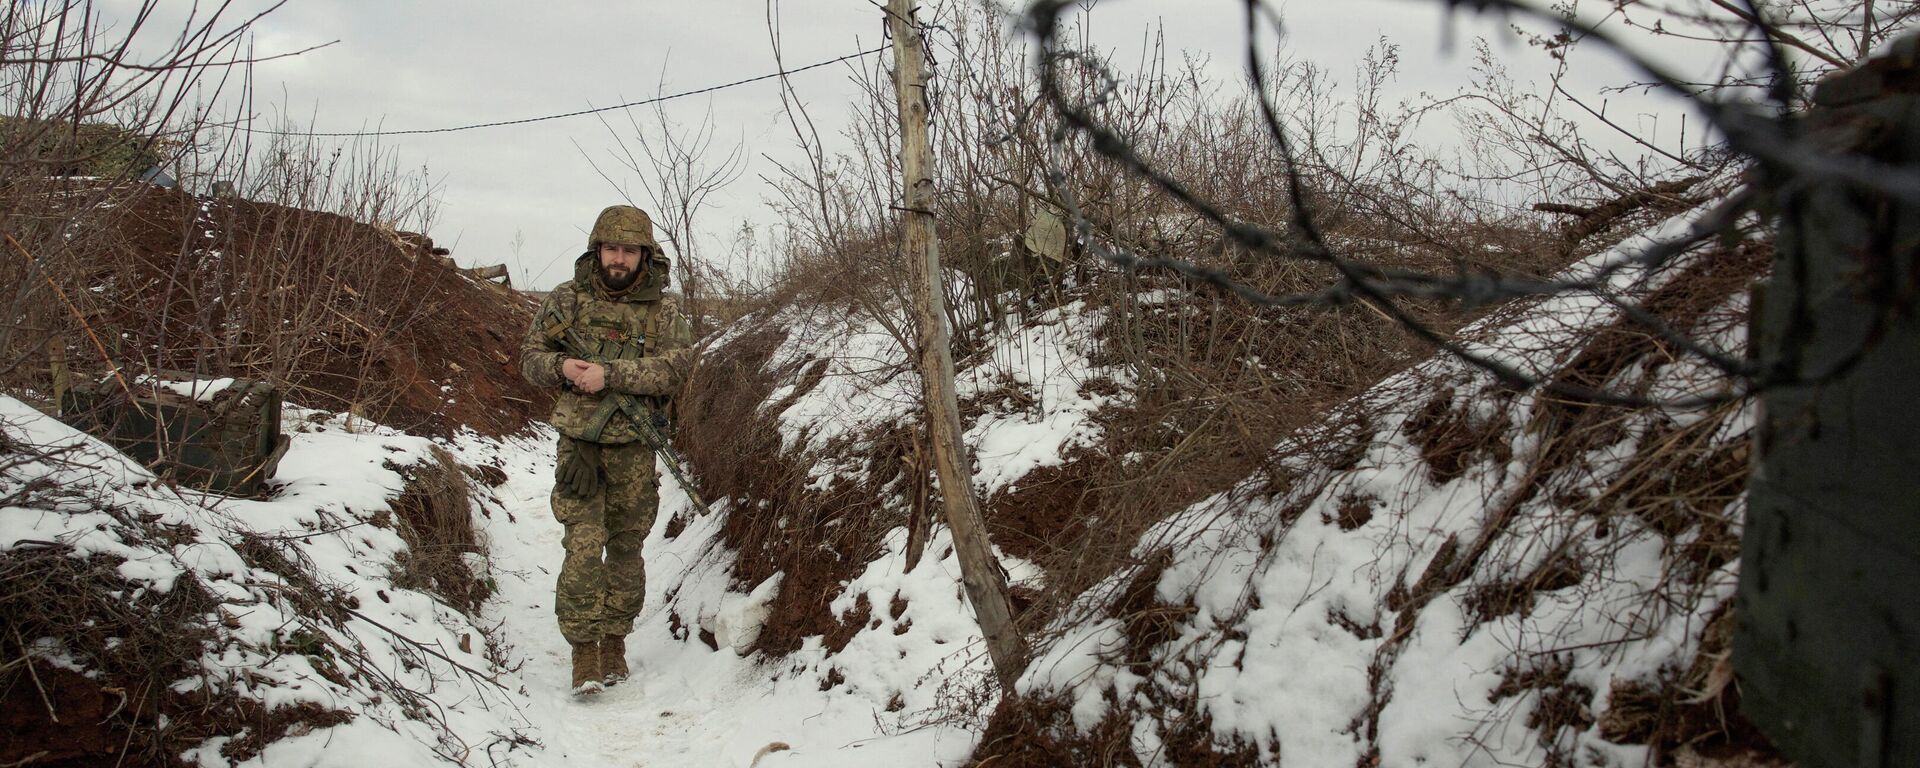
[561,358,593,388]
[576,362,607,394]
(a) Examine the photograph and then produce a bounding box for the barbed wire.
[246,46,889,138]
[1016,0,1908,408]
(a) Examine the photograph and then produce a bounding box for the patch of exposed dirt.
[386,446,489,614]
[1328,490,1380,531]
[674,320,898,657]
[969,691,1144,767]
[1491,656,1597,761]
[1403,386,1515,485]
[1464,554,1586,624]
[10,180,548,437]
[1159,707,1266,768]
[1,663,124,766]
[984,452,1099,565]
[1111,550,1181,668]
[0,544,354,767]
[0,660,356,768]
[1597,606,1787,766]
[967,665,1269,767]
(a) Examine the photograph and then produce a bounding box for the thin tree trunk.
[888,0,1028,690]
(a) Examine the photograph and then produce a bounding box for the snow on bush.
[0,398,539,767]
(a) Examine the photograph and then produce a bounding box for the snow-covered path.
[467,434,979,768]
[455,300,1126,767]
[480,439,759,767]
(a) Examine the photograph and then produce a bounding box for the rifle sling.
[577,391,628,443]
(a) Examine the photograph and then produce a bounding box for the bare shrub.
[0,543,250,767]
[0,4,544,437]
[704,1,1617,669]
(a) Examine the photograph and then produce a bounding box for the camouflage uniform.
[521,212,693,648]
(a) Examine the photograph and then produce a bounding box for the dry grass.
[386,446,490,615]
[1595,607,1785,765]
[969,691,1146,768]
[2,176,548,439]
[981,222,1578,639]
[0,540,357,768]
[671,319,904,656]
[647,6,1779,763]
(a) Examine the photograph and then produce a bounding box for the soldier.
[520,205,693,695]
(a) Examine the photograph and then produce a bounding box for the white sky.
[111,0,1708,290]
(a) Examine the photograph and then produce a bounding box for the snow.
[475,429,992,767]
[2,198,1757,766]
[0,400,538,768]
[143,375,239,401]
[958,301,1128,497]
[742,296,1128,498]
[1002,201,1758,766]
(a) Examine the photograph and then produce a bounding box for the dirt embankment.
[7,180,548,436]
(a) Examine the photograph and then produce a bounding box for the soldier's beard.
[598,262,640,291]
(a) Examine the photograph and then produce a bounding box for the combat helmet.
[588,205,661,252]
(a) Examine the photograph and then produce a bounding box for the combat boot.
[570,640,603,696]
[601,634,629,685]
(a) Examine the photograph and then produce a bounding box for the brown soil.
[1464,554,1586,624]
[672,319,899,657]
[1403,386,1516,485]
[9,180,548,437]
[0,659,354,768]
[0,544,354,767]
[969,674,1268,767]
[1490,656,1597,761]
[1111,550,1179,668]
[1597,606,1787,766]
[386,446,490,614]
[970,691,1145,767]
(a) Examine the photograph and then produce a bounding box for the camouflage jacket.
[521,253,693,444]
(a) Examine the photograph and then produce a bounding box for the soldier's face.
[598,243,646,288]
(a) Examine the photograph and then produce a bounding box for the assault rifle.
[562,328,713,516]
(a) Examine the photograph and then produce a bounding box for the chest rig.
[541,286,668,443]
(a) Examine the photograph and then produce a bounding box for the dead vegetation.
[0,539,357,768]
[1403,386,1517,485]
[4,179,549,437]
[387,446,491,615]
[671,320,903,656]
[2,106,530,758]
[971,691,1145,767]
[0,0,546,439]
[1489,656,1598,764]
[660,7,1760,762]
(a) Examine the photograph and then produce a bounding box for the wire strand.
[248,46,889,138]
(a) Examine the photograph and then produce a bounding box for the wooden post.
[888,0,1028,689]
[1738,44,1920,768]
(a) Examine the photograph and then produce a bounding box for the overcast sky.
[111,0,1705,290]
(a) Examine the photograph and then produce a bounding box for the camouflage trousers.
[551,437,658,644]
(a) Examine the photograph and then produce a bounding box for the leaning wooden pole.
[887,0,1028,689]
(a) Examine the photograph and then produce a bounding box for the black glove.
[557,439,605,498]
